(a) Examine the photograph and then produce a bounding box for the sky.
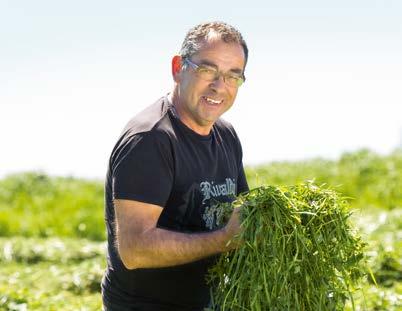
[1,0,401,179]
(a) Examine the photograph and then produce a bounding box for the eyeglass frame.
[182,58,246,88]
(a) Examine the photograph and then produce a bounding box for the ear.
[171,55,182,83]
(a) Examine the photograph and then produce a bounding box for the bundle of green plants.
[208,182,368,311]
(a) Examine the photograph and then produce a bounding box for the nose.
[209,74,226,90]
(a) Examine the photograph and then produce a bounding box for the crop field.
[0,149,401,310]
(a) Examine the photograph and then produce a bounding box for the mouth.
[201,96,223,106]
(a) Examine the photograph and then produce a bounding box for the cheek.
[182,79,201,95]
[228,89,238,102]
[190,82,209,100]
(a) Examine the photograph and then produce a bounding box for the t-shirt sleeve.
[237,163,249,194]
[230,126,249,195]
[111,131,174,207]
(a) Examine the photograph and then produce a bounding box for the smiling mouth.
[202,96,223,105]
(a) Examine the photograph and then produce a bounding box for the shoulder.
[110,97,174,165]
[214,118,240,142]
[214,118,244,160]
[121,96,172,137]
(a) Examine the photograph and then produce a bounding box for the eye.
[225,74,244,87]
[227,75,241,83]
[197,66,216,75]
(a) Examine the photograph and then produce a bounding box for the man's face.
[176,40,246,134]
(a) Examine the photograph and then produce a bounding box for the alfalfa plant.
[208,182,368,311]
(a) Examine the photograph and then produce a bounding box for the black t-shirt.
[102,95,248,310]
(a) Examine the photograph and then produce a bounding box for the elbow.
[118,242,150,270]
[115,228,138,269]
[117,240,141,270]
[119,250,137,270]
[115,227,153,269]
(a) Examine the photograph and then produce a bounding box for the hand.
[222,207,243,251]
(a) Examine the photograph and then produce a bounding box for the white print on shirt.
[200,178,236,204]
[202,203,225,230]
[200,178,236,230]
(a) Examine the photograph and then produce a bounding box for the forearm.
[118,226,230,269]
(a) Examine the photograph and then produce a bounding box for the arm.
[115,199,241,270]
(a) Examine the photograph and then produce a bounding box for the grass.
[0,149,400,241]
[0,212,400,310]
[0,172,105,240]
[346,207,402,310]
[209,183,367,310]
[0,148,401,310]
[0,238,105,311]
[246,148,402,210]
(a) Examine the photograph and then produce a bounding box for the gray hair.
[179,21,249,69]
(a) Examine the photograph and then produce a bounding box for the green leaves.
[0,172,105,240]
[0,237,105,310]
[208,182,368,311]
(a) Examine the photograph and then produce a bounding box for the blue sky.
[1,0,401,179]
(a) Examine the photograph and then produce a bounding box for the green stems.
[208,182,367,311]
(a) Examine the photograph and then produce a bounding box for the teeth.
[204,96,222,105]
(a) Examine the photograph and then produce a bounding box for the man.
[102,21,249,310]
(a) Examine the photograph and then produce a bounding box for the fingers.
[222,207,243,251]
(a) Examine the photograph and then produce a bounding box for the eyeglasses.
[183,58,245,88]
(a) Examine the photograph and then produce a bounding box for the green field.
[0,149,401,310]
